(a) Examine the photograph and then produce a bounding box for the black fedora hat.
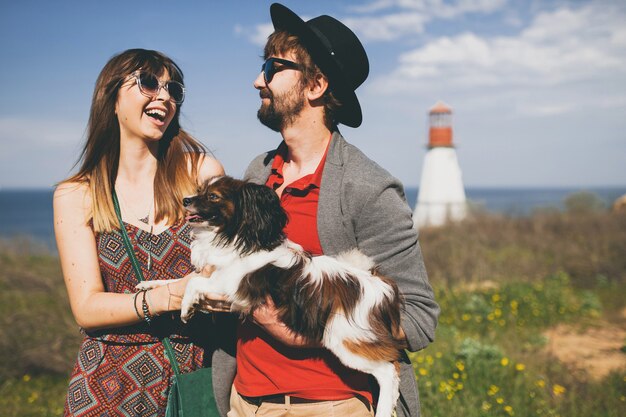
[270,3,369,128]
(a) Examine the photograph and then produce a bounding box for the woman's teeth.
[145,109,166,121]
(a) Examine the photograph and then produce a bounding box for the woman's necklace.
[116,187,155,271]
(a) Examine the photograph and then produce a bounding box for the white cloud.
[0,118,84,187]
[0,118,84,148]
[234,22,274,47]
[350,0,506,18]
[238,0,507,44]
[369,2,626,116]
[342,13,429,41]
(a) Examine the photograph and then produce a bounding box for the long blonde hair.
[65,48,205,232]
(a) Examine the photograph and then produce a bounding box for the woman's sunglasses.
[129,71,185,104]
[261,57,301,84]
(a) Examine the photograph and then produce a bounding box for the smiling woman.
[52,49,231,417]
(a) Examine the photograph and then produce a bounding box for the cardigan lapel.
[317,131,357,255]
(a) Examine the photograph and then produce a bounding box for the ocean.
[1,187,624,250]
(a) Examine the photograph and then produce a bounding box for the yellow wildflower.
[23,374,31,382]
[535,379,546,388]
[435,351,443,358]
[462,313,471,321]
[492,294,501,302]
[488,385,499,396]
[496,397,504,404]
[455,361,465,371]
[419,368,428,376]
[453,372,460,379]
[504,405,514,415]
[552,384,566,396]
[501,357,510,366]
[481,401,492,411]
[515,363,525,371]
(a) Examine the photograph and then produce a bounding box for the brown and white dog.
[138,176,406,417]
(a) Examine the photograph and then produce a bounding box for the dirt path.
[544,317,626,380]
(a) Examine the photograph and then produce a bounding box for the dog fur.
[138,176,406,417]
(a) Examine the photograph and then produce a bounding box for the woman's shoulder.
[54,180,92,214]
[195,154,225,184]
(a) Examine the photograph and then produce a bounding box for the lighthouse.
[414,101,467,228]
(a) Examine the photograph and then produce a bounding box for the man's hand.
[252,296,320,348]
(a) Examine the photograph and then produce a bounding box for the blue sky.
[1,0,625,188]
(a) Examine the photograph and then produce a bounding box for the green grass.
[0,374,68,417]
[413,275,626,417]
[1,209,625,416]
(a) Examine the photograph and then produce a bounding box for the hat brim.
[270,3,362,127]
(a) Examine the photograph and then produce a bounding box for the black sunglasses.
[261,57,301,84]
[129,71,185,104]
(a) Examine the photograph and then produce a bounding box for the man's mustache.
[259,88,272,99]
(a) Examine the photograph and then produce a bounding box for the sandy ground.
[543,309,626,380]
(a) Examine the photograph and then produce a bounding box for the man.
[229,4,439,417]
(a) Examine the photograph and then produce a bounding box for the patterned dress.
[64,222,214,416]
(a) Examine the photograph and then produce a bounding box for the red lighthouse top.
[428,101,453,148]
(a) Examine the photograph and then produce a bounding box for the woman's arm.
[54,182,192,331]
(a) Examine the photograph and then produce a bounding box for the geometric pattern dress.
[64,222,214,416]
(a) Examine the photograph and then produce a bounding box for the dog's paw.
[135,279,178,291]
[179,277,203,323]
[180,296,197,323]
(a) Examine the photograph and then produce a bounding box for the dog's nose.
[183,197,192,207]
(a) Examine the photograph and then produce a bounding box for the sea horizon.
[1,186,625,250]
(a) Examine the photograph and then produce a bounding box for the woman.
[54,49,227,416]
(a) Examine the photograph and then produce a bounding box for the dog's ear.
[237,183,287,252]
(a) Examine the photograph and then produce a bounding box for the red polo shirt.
[233,140,372,403]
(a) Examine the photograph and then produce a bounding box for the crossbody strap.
[112,190,182,377]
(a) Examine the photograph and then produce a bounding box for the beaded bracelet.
[133,291,143,321]
[142,289,153,324]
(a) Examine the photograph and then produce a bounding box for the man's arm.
[351,180,440,351]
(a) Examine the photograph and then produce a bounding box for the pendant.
[139,215,149,224]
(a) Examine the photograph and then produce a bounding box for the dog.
[138,176,406,417]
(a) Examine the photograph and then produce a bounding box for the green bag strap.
[112,191,145,283]
[112,190,182,378]
[162,337,182,377]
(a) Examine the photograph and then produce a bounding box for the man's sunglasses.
[128,71,185,104]
[261,57,301,84]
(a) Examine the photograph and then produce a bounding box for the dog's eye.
[209,193,220,201]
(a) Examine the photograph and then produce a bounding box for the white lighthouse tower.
[414,102,467,228]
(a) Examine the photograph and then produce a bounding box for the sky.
[1,0,625,189]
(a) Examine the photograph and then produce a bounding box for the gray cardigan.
[238,131,440,417]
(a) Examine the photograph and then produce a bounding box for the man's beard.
[257,84,305,132]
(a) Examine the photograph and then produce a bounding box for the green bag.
[163,338,220,417]
[113,191,221,417]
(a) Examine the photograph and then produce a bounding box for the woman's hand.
[166,266,232,314]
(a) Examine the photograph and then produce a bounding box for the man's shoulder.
[244,150,277,182]
[337,137,399,187]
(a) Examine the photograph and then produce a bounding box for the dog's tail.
[335,248,375,271]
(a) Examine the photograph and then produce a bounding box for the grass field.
[1,206,625,417]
